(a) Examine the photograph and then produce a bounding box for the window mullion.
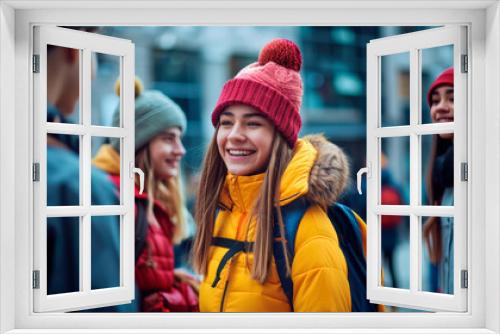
[81,48,92,293]
[45,123,127,137]
[121,48,135,292]
[366,44,381,294]
[374,122,455,137]
[374,205,454,216]
[409,48,421,293]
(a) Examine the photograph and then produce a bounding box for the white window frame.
[32,26,136,312]
[365,25,468,312]
[0,1,499,333]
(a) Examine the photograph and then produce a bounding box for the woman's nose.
[436,98,451,111]
[227,124,245,141]
[174,140,186,157]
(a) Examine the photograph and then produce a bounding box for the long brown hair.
[135,144,186,244]
[191,131,293,283]
[423,135,453,263]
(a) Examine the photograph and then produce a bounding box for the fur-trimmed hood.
[219,134,350,211]
[302,134,350,208]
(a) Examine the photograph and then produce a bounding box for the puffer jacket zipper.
[219,279,230,312]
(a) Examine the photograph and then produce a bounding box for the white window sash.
[32,26,135,313]
[366,25,468,312]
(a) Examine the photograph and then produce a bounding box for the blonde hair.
[191,131,293,283]
[135,145,186,244]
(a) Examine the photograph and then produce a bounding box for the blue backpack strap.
[328,203,378,312]
[273,197,309,310]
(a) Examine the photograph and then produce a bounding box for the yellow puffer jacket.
[200,135,352,312]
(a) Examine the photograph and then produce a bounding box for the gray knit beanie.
[111,81,187,152]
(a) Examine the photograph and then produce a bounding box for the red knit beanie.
[212,39,303,147]
[427,67,454,107]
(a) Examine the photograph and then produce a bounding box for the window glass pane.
[421,134,454,206]
[380,215,410,290]
[91,136,121,205]
[421,216,454,295]
[47,45,81,125]
[381,52,410,127]
[47,134,80,206]
[421,45,454,125]
[91,52,121,127]
[47,216,80,295]
[380,136,410,205]
[91,215,121,290]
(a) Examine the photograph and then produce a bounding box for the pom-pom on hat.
[427,67,454,107]
[211,38,303,147]
[111,78,187,152]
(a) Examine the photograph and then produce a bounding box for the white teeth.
[229,149,253,156]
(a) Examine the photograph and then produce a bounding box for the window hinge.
[461,162,468,181]
[33,163,40,182]
[33,55,40,73]
[461,54,468,73]
[461,269,468,289]
[33,270,40,289]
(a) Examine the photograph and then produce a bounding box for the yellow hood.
[92,144,120,175]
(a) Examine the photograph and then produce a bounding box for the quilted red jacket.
[93,145,198,311]
[109,174,198,312]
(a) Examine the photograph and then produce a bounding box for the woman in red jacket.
[93,79,198,312]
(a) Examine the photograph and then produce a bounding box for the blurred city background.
[87,26,453,311]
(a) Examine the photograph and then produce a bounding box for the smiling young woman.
[191,39,356,312]
[93,80,199,312]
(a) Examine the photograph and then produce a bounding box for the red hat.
[211,39,303,147]
[427,67,454,107]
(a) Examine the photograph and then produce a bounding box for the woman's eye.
[247,122,261,127]
[220,120,232,126]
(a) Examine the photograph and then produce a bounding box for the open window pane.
[47,216,80,295]
[91,52,121,127]
[46,45,81,125]
[91,136,121,205]
[421,133,454,206]
[421,45,453,125]
[91,215,121,290]
[380,136,409,205]
[421,216,454,295]
[380,215,409,290]
[47,134,80,206]
[381,52,410,127]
